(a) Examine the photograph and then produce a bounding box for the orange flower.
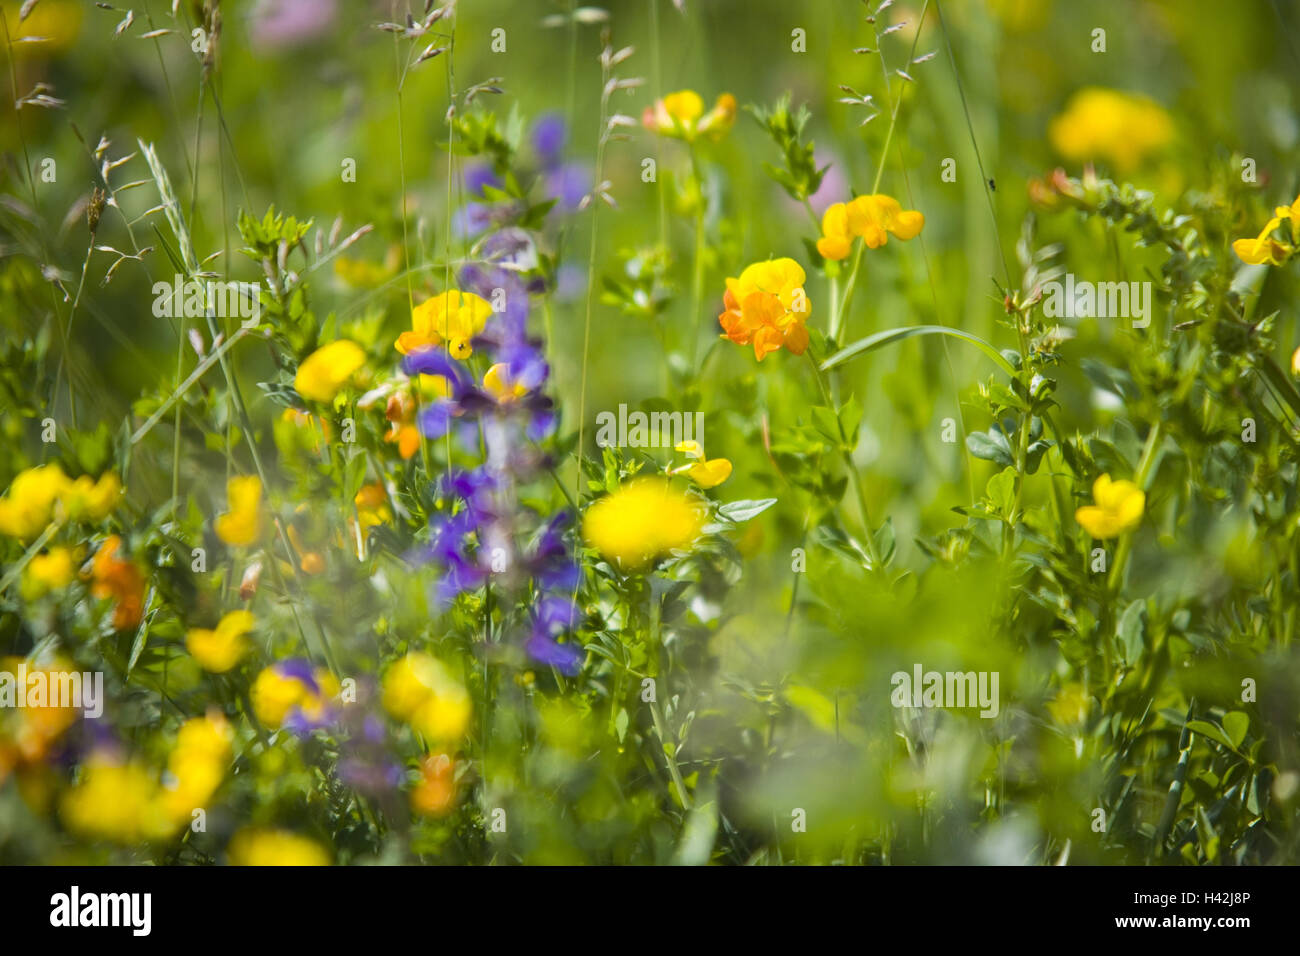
[642,90,736,143]
[718,258,811,361]
[1,655,82,765]
[384,392,421,460]
[89,535,145,630]
[353,482,391,530]
[410,753,457,816]
[287,525,325,575]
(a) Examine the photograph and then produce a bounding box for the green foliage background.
[1,0,1299,864]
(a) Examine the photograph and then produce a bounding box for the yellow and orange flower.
[0,654,82,768]
[1233,193,1300,267]
[397,291,492,360]
[384,391,421,460]
[287,522,325,575]
[642,90,736,143]
[817,194,924,261]
[718,258,811,361]
[88,535,145,630]
[411,753,457,816]
[353,482,391,531]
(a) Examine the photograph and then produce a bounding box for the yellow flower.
[1232,193,1300,267]
[21,546,77,600]
[0,465,123,539]
[382,652,471,742]
[1075,473,1145,539]
[816,203,853,260]
[2,654,81,763]
[642,90,736,143]
[582,477,705,571]
[817,196,924,261]
[295,339,366,403]
[483,363,528,403]
[228,827,330,866]
[670,440,733,489]
[61,757,173,843]
[397,291,492,360]
[250,663,338,729]
[845,194,925,248]
[186,610,255,673]
[0,464,69,540]
[215,475,263,546]
[718,258,811,361]
[58,472,122,522]
[160,712,232,821]
[353,482,391,530]
[332,245,401,288]
[1048,87,1173,174]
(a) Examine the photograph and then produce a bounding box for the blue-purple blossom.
[532,113,567,166]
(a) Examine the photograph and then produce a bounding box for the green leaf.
[810,405,842,446]
[838,394,863,445]
[1117,601,1145,664]
[821,325,1017,377]
[1222,711,1249,750]
[985,467,1016,516]
[718,498,778,523]
[344,452,368,501]
[966,429,1014,467]
[1025,439,1053,474]
[126,588,157,676]
[1186,720,1235,751]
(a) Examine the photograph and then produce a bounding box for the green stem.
[646,584,691,810]
[833,243,864,342]
[807,353,883,571]
[688,148,706,377]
